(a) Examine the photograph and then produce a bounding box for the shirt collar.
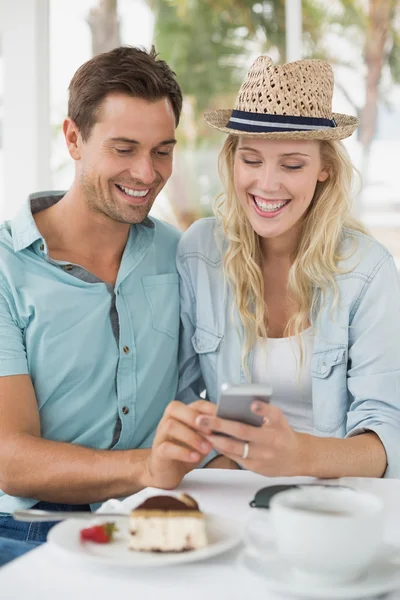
[11,191,154,253]
[11,191,65,252]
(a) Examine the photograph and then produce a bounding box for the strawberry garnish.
[80,522,117,544]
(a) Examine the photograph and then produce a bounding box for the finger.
[251,401,283,426]
[205,434,259,458]
[164,400,215,431]
[157,440,201,463]
[159,418,212,455]
[189,400,217,416]
[195,414,260,441]
[205,436,274,466]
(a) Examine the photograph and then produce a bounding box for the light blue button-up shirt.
[0,193,181,512]
[177,217,400,478]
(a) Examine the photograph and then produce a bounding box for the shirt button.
[39,243,44,251]
[320,362,327,374]
[65,265,74,271]
[123,345,130,354]
[122,406,129,415]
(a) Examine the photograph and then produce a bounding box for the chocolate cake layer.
[134,494,200,512]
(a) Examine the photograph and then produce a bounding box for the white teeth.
[118,185,149,197]
[253,196,288,212]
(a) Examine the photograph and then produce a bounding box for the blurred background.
[0,0,399,257]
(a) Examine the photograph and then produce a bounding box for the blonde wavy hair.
[214,135,370,377]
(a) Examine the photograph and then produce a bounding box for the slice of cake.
[129,493,208,552]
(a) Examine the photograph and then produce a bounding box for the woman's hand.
[195,400,309,476]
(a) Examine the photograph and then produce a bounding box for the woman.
[176,56,400,478]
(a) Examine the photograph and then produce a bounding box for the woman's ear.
[317,165,329,183]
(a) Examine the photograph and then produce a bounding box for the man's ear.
[63,118,82,161]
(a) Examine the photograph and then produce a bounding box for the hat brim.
[203,109,359,140]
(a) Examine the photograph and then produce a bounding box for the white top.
[252,328,314,433]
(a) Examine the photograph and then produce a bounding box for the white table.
[2,470,400,600]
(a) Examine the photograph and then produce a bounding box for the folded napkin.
[96,488,185,516]
[95,498,130,515]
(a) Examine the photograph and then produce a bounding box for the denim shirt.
[176,217,400,478]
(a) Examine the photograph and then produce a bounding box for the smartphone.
[216,383,272,428]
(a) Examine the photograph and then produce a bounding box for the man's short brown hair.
[68,46,183,140]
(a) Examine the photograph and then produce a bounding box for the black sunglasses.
[250,483,353,509]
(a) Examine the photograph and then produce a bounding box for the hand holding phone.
[216,383,272,428]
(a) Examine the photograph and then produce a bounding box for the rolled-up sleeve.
[0,283,28,377]
[346,254,400,478]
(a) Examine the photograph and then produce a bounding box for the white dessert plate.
[238,547,400,599]
[47,513,242,567]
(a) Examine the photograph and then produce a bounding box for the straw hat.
[204,56,359,140]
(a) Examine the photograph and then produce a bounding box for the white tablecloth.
[1,470,400,600]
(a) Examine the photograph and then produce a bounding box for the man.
[0,46,227,546]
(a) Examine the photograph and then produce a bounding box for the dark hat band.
[226,110,337,133]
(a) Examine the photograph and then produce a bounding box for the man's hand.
[142,400,217,489]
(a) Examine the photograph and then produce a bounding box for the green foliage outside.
[144,0,400,224]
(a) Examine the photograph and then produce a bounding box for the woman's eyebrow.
[279,152,310,157]
[237,148,311,158]
[237,146,260,152]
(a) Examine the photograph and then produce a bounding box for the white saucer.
[47,513,242,568]
[239,547,400,599]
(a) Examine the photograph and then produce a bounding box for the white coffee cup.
[265,487,385,584]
